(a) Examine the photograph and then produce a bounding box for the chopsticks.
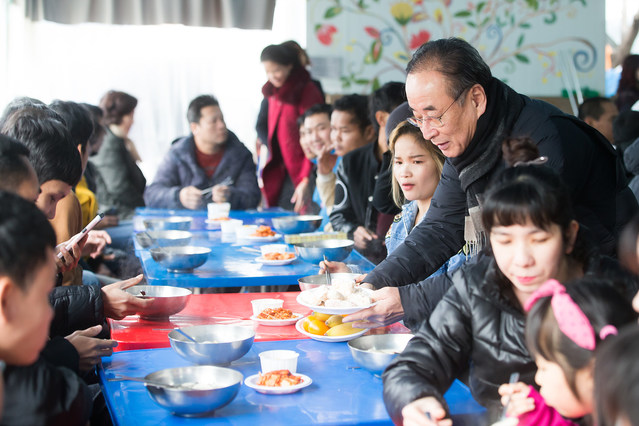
[201,177,234,199]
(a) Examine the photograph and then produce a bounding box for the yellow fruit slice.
[312,312,332,322]
[324,323,364,337]
[325,315,343,328]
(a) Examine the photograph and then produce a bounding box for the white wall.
[1,0,306,181]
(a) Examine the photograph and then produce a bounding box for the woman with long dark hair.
[259,43,324,212]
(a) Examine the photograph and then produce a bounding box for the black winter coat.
[382,254,535,423]
[0,285,106,425]
[366,79,636,289]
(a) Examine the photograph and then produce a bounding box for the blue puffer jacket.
[144,132,261,210]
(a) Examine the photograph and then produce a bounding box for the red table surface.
[110,292,409,352]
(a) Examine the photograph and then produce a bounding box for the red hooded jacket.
[261,67,324,207]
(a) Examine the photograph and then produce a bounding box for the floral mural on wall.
[306,0,602,97]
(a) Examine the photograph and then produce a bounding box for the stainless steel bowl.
[169,324,255,365]
[135,230,192,248]
[298,272,362,291]
[143,216,192,231]
[144,365,243,417]
[124,285,192,320]
[294,239,354,264]
[348,334,414,374]
[271,215,323,234]
[150,246,211,272]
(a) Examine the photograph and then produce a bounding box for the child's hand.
[401,397,452,426]
[498,381,535,417]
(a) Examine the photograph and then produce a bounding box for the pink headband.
[524,279,618,351]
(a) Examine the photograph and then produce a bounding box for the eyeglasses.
[407,87,469,129]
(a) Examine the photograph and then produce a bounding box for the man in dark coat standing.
[363,37,637,290]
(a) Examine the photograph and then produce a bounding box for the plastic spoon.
[500,372,520,420]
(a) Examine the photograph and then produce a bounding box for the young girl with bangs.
[498,277,637,425]
[381,138,637,425]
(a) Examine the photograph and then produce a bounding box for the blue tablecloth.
[136,234,373,288]
[133,208,374,288]
[99,339,485,425]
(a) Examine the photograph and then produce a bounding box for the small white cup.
[221,219,243,234]
[260,244,289,257]
[236,224,258,239]
[259,350,299,374]
[207,202,231,220]
[250,298,284,316]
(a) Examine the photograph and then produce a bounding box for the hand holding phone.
[56,213,104,259]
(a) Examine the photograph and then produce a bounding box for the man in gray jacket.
[145,95,261,210]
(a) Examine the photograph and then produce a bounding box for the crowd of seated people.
[3,37,639,426]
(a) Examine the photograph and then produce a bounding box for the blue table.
[133,209,374,288]
[99,340,485,425]
[133,207,293,232]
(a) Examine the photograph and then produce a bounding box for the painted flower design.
[391,2,414,26]
[409,30,431,50]
[316,24,337,46]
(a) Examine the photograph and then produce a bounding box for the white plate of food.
[250,311,304,326]
[241,234,282,243]
[296,284,375,315]
[244,372,312,395]
[295,318,367,343]
[254,254,297,266]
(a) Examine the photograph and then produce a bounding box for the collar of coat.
[261,67,312,105]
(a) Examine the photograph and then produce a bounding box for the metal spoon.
[174,328,199,343]
[138,231,168,254]
[323,255,332,285]
[108,374,185,389]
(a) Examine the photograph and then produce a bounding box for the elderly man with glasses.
[357,37,636,295]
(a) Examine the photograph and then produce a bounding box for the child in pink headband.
[498,277,637,426]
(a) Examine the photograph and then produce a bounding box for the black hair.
[0,97,46,129]
[613,110,639,148]
[49,100,94,155]
[482,137,573,235]
[578,97,614,121]
[81,103,106,153]
[99,90,137,126]
[0,191,56,290]
[304,103,332,121]
[618,214,639,275]
[332,94,371,134]
[0,134,33,191]
[260,43,301,69]
[187,95,220,124]
[406,37,492,101]
[595,324,639,426]
[526,277,637,400]
[1,106,82,187]
[369,82,406,134]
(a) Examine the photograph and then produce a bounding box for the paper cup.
[221,219,243,234]
[250,298,284,316]
[236,224,258,239]
[207,202,231,220]
[259,350,299,374]
[260,244,289,257]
